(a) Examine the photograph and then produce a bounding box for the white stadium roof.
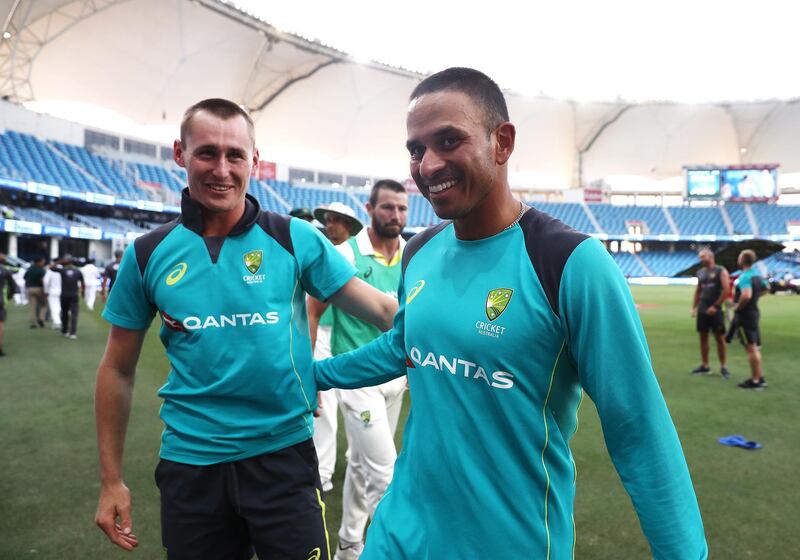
[1,0,799,188]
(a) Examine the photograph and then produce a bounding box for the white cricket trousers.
[84,285,98,310]
[337,376,406,544]
[312,325,338,487]
[47,295,62,327]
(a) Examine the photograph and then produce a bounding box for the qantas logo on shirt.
[408,346,515,390]
[159,310,280,332]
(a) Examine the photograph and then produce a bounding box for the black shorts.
[0,307,6,321]
[736,316,761,346]
[697,309,725,334]
[155,438,330,560]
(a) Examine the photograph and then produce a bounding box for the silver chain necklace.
[503,202,528,231]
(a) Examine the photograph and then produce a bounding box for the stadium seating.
[610,252,648,277]
[723,203,754,235]
[758,251,800,277]
[270,181,370,223]
[51,142,151,200]
[638,251,698,277]
[10,206,77,228]
[528,202,597,233]
[248,179,291,214]
[748,204,800,235]
[0,131,106,194]
[589,204,673,235]
[668,206,728,236]
[132,162,184,194]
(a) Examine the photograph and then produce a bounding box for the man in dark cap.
[289,207,314,222]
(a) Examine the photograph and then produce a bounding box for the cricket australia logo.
[242,249,265,285]
[486,288,513,321]
[475,288,513,339]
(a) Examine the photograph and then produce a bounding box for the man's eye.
[442,137,460,149]
[409,146,424,160]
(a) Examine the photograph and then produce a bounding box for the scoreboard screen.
[685,165,778,202]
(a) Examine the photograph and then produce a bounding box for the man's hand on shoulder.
[95,480,139,550]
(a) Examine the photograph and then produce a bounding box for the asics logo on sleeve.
[406,280,426,303]
[165,262,188,286]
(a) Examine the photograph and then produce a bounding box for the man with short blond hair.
[94,98,397,560]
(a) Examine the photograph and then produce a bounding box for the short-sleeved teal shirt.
[104,191,356,465]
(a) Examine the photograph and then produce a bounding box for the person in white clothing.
[308,202,364,493]
[81,259,101,311]
[43,259,62,330]
[309,181,409,560]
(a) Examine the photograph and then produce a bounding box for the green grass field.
[0,286,797,559]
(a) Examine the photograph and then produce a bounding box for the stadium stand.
[724,203,754,235]
[0,131,107,194]
[759,251,800,277]
[529,202,597,233]
[132,162,184,194]
[589,204,673,235]
[11,206,76,228]
[270,180,370,222]
[749,203,800,235]
[51,141,151,200]
[638,251,698,277]
[610,252,648,277]
[668,206,728,236]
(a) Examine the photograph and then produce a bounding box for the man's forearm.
[95,366,135,484]
[315,329,406,390]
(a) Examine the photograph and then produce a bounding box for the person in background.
[24,257,47,328]
[0,253,19,356]
[308,202,364,495]
[101,250,123,301]
[691,248,730,379]
[309,181,409,560]
[728,249,767,390]
[289,207,315,222]
[54,254,84,339]
[81,258,101,311]
[44,258,63,330]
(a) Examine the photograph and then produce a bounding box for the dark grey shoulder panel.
[134,219,180,276]
[255,212,294,256]
[401,221,451,274]
[519,208,590,317]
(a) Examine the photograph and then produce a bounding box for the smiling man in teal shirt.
[94,98,396,560]
[315,68,707,559]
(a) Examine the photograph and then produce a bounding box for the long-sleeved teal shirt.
[315,208,707,559]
